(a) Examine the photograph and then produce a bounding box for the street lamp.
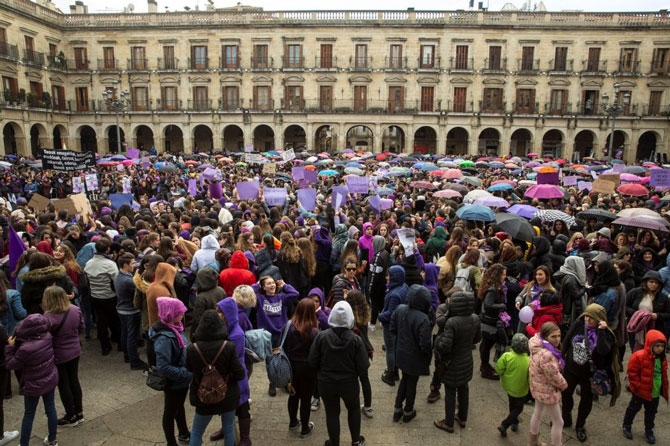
[102,81,129,154]
[601,83,630,162]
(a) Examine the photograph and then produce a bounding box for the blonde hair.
[42,285,71,314]
[297,237,316,277]
[232,285,257,309]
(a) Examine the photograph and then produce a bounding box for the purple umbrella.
[474,196,510,208]
[612,216,669,232]
[524,184,564,199]
[619,173,642,183]
[506,204,539,219]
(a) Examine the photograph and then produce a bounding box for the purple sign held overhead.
[304,169,318,184]
[291,167,305,181]
[126,148,140,159]
[263,187,288,206]
[236,181,260,200]
[537,172,559,185]
[368,195,381,214]
[188,179,198,196]
[332,186,349,211]
[650,169,670,187]
[297,188,317,211]
[346,176,369,194]
[209,182,223,199]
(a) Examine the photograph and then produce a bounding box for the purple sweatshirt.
[252,283,299,335]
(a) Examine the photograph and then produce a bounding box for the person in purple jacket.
[43,286,85,428]
[423,263,441,312]
[252,276,299,397]
[5,313,59,446]
[231,285,256,333]
[307,287,331,331]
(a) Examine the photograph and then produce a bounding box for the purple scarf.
[541,337,565,370]
[163,320,186,349]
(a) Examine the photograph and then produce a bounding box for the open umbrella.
[524,184,564,199]
[622,166,647,175]
[617,208,663,218]
[506,204,539,219]
[617,184,649,196]
[474,196,510,208]
[461,177,482,187]
[463,190,492,204]
[619,173,642,183]
[413,162,439,171]
[377,187,393,196]
[488,183,514,192]
[345,162,363,168]
[534,209,576,226]
[489,161,505,169]
[612,216,669,232]
[456,205,495,222]
[433,189,463,199]
[442,169,463,179]
[344,167,364,176]
[318,169,339,176]
[576,209,617,222]
[158,164,178,173]
[459,160,474,167]
[409,181,436,190]
[495,213,536,242]
[443,183,469,194]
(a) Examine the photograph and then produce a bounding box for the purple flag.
[297,188,317,211]
[8,225,26,287]
[188,179,197,196]
[236,181,260,200]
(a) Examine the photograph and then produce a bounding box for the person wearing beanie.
[561,303,621,443]
[390,285,434,424]
[149,297,192,446]
[218,251,257,297]
[495,333,531,437]
[624,270,670,353]
[308,300,368,446]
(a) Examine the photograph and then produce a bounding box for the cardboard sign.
[650,169,670,187]
[263,163,276,175]
[599,174,620,188]
[592,179,616,194]
[52,198,78,216]
[27,193,50,211]
[346,176,369,194]
[263,187,287,206]
[70,193,92,216]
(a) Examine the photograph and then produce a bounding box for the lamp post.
[601,83,630,162]
[102,81,129,154]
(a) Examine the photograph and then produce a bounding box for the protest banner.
[297,188,317,211]
[397,228,415,253]
[108,194,134,210]
[577,181,593,192]
[332,186,349,211]
[263,187,287,206]
[650,169,670,187]
[562,176,579,187]
[291,167,305,181]
[368,195,381,214]
[244,153,263,164]
[209,183,223,199]
[282,149,295,162]
[537,172,560,185]
[592,179,616,194]
[126,148,140,159]
[346,176,369,194]
[122,177,132,194]
[304,169,318,184]
[236,181,260,199]
[41,149,95,171]
[72,176,83,194]
[263,163,276,175]
[84,174,99,191]
[188,179,198,196]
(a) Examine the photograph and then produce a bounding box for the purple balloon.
[519,306,534,324]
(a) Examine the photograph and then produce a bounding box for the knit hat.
[156,297,188,325]
[580,303,607,323]
[328,301,354,329]
[511,333,529,354]
[178,230,190,240]
[100,206,113,216]
[597,227,611,239]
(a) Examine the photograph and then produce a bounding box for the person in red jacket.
[526,290,563,337]
[218,250,257,297]
[622,329,668,444]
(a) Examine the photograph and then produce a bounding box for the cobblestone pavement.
[5,326,667,445]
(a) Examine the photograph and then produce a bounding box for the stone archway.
[53,125,68,150]
[164,125,184,153]
[446,127,468,155]
[542,129,564,158]
[412,126,434,154]
[2,123,24,155]
[314,125,335,152]
[107,125,126,154]
[193,125,213,152]
[346,125,373,151]
[636,131,658,162]
[284,125,306,150]
[253,125,275,150]
[30,123,48,156]
[510,129,532,157]
[603,130,626,160]
[478,128,501,156]
[384,126,406,153]
[574,130,596,161]
[223,125,244,152]
[78,125,97,154]
[134,125,154,152]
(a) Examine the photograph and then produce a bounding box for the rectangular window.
[587,48,600,72]
[222,45,239,69]
[192,86,208,110]
[388,86,404,112]
[285,44,302,68]
[49,43,57,57]
[521,46,534,71]
[319,85,333,111]
[161,86,178,110]
[163,46,176,69]
[132,87,148,111]
[389,44,403,68]
[648,91,662,115]
[420,45,435,69]
[285,86,303,110]
[131,47,146,70]
[550,89,568,114]
[191,46,208,69]
[620,48,638,72]
[253,85,271,110]
[420,86,434,112]
[29,81,43,96]
[320,44,333,69]
[2,76,18,97]
[554,47,568,71]
[652,48,669,73]
[0,29,5,43]
[76,87,89,111]
[455,45,469,70]
[253,45,268,68]
[354,44,368,69]
[488,46,502,70]
[223,86,239,109]
[24,35,34,55]
[51,85,65,110]
[353,85,367,111]
[75,47,88,70]
[516,88,535,114]
[453,87,467,112]
[483,88,503,112]
[102,47,114,69]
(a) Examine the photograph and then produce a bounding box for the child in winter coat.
[528,322,568,446]
[495,333,530,437]
[526,290,563,337]
[622,329,668,444]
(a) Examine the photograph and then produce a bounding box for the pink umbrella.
[121,159,134,167]
[640,177,651,184]
[491,179,516,186]
[429,170,446,177]
[523,184,565,199]
[528,152,539,158]
[617,184,649,196]
[442,169,463,179]
[433,189,462,199]
[619,173,642,183]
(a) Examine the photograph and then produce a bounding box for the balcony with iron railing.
[248,99,275,111]
[157,58,179,71]
[615,60,641,75]
[129,100,151,111]
[350,56,373,71]
[512,102,540,114]
[219,98,243,110]
[67,58,90,71]
[128,58,149,71]
[639,103,670,116]
[282,56,305,70]
[481,57,507,73]
[155,98,182,111]
[250,56,273,70]
[479,100,506,113]
[517,58,541,74]
[97,59,119,71]
[544,102,573,115]
[0,42,19,60]
[417,56,441,71]
[445,100,475,113]
[548,59,574,74]
[449,57,474,72]
[580,59,607,74]
[314,56,338,70]
[68,99,102,112]
[219,57,240,70]
[23,49,45,66]
[188,57,209,70]
[188,99,213,111]
[385,56,407,71]
[47,55,68,70]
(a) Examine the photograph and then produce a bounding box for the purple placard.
[209,182,223,199]
[380,198,393,210]
[304,170,318,184]
[562,176,579,186]
[236,181,260,200]
[577,181,593,192]
[650,169,670,187]
[297,188,317,211]
[291,167,305,181]
[537,172,560,185]
[346,176,369,194]
[263,187,287,206]
[368,195,381,214]
[332,186,349,211]
[126,148,140,159]
[188,179,197,196]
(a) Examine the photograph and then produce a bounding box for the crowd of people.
[0,148,669,446]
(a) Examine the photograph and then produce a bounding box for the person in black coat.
[632,248,660,287]
[20,253,74,315]
[479,264,507,380]
[528,236,553,272]
[433,290,481,433]
[553,256,587,331]
[613,259,636,294]
[547,238,567,275]
[624,271,670,350]
[367,236,390,327]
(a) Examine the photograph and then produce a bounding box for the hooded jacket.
[191,268,226,341]
[633,248,660,286]
[21,265,75,315]
[218,251,258,297]
[308,322,369,385]
[329,224,349,273]
[146,263,177,327]
[216,299,250,407]
[529,236,553,272]
[390,285,434,376]
[626,329,668,402]
[4,314,59,397]
[150,320,192,390]
[525,303,563,337]
[313,226,332,263]
[423,263,440,311]
[425,226,447,262]
[378,266,408,326]
[254,247,281,280]
[308,287,331,330]
[367,236,391,306]
[554,256,587,324]
[625,271,670,321]
[529,334,568,405]
[190,234,219,273]
[435,291,481,387]
[548,239,567,275]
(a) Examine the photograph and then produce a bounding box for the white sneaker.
[43,436,58,446]
[361,405,374,418]
[0,431,18,446]
[310,397,320,411]
[367,323,376,332]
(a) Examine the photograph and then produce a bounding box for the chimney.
[74,1,87,14]
[148,0,157,13]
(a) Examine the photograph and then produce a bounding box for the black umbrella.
[576,209,617,222]
[495,213,536,242]
[158,164,178,173]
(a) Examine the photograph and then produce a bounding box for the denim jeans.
[382,326,396,372]
[21,388,57,446]
[119,312,142,366]
[189,410,235,446]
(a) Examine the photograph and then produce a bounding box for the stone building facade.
[1,0,669,163]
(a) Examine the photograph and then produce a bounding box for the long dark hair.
[291,298,317,341]
[478,263,506,300]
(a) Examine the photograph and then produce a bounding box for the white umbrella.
[463,190,492,204]
[617,208,661,218]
